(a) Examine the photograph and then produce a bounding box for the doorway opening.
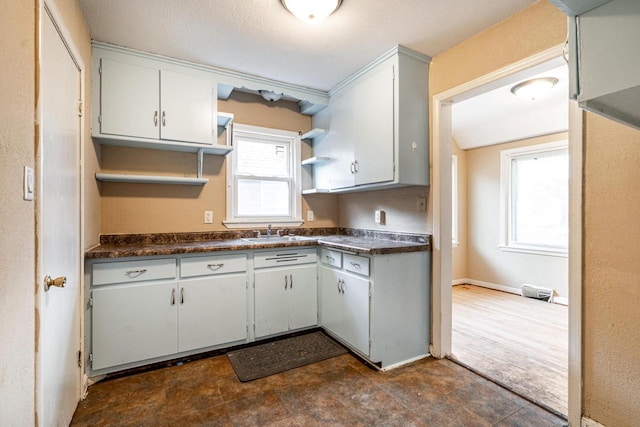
[430,45,583,424]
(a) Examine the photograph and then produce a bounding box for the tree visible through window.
[500,140,568,255]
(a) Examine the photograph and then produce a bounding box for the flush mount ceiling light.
[259,90,284,102]
[510,77,559,100]
[280,0,343,23]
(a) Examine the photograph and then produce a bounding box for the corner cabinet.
[312,46,431,193]
[318,248,430,369]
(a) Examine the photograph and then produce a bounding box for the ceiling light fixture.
[259,90,284,102]
[280,0,343,23]
[510,77,559,100]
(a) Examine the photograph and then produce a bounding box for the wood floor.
[451,285,568,415]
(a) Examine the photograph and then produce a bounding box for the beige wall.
[100,91,339,234]
[337,186,429,233]
[0,0,91,424]
[0,1,36,423]
[583,113,640,426]
[465,133,568,297]
[451,140,468,280]
[431,1,640,424]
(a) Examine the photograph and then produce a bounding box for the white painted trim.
[452,278,467,286]
[568,99,584,427]
[582,416,606,427]
[432,43,583,422]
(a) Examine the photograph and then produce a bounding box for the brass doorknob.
[44,275,66,291]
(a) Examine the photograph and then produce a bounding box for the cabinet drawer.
[343,254,370,276]
[320,248,342,268]
[93,258,176,286]
[254,248,317,269]
[180,254,247,278]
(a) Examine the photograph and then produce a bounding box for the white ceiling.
[452,60,569,150]
[77,0,536,91]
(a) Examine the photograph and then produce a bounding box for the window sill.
[498,244,568,258]
[223,219,304,229]
[452,240,460,248]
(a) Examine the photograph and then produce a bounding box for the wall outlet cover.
[204,210,213,224]
[374,210,386,225]
[307,210,314,221]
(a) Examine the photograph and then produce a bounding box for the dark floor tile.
[496,403,567,427]
[225,390,291,425]
[445,379,522,424]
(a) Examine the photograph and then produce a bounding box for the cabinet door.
[254,268,289,338]
[100,58,160,140]
[160,70,214,144]
[288,264,318,330]
[92,282,178,370]
[178,274,247,352]
[319,266,344,338]
[317,90,356,190]
[353,58,395,186]
[338,271,370,356]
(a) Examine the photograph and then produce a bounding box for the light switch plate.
[23,166,34,201]
[307,210,314,221]
[374,210,385,225]
[204,210,213,224]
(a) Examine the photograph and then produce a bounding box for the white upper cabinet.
[312,46,431,193]
[551,0,640,130]
[92,45,219,152]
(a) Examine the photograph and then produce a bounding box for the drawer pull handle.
[153,111,158,126]
[290,273,293,289]
[326,255,335,262]
[336,279,341,292]
[285,275,288,290]
[170,288,176,305]
[340,279,346,294]
[350,262,361,269]
[180,288,184,304]
[207,263,224,270]
[125,269,147,277]
[162,110,166,126]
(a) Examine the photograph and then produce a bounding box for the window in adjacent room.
[499,140,568,256]
[224,124,302,227]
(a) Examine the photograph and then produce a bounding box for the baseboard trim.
[452,278,569,305]
[582,416,606,427]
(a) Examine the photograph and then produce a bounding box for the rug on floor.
[227,331,347,382]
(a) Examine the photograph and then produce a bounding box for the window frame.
[498,140,569,257]
[224,123,303,228]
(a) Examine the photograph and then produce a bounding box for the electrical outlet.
[416,197,426,212]
[204,211,213,224]
[374,210,385,225]
[307,210,314,221]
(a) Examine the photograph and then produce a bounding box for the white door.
[338,271,370,356]
[319,266,344,336]
[37,9,82,425]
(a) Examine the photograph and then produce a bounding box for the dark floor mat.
[227,331,347,382]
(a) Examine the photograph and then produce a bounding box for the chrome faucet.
[267,224,272,237]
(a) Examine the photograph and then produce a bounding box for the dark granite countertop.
[85,228,431,259]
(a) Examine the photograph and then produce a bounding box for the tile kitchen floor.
[72,353,567,426]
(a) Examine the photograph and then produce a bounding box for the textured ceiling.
[77,0,536,91]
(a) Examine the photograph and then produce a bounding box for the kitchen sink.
[241,236,317,244]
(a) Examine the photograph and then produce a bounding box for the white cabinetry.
[312,46,431,193]
[319,248,430,369]
[552,0,640,130]
[254,249,318,338]
[89,253,248,373]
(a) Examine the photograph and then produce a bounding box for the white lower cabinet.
[178,274,247,352]
[319,249,430,369]
[92,281,178,371]
[254,249,318,338]
[319,266,370,356]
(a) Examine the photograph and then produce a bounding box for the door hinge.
[98,115,102,125]
[78,350,82,367]
[78,100,83,117]
[89,353,93,368]
[89,293,93,307]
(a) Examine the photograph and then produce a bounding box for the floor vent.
[521,284,553,302]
